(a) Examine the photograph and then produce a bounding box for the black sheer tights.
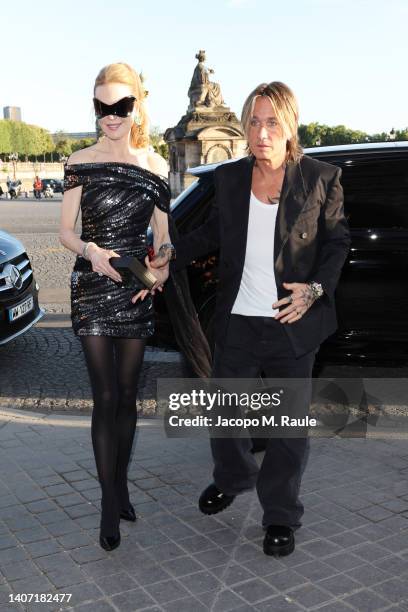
[80,336,146,537]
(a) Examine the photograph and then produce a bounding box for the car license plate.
[8,296,34,322]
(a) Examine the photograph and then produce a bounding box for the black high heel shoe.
[99,493,121,551]
[99,533,121,551]
[116,480,137,522]
[120,503,137,522]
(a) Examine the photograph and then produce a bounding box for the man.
[155,82,350,556]
[33,176,42,200]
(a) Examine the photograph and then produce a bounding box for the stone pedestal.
[164,106,247,197]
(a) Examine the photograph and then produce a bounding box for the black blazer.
[175,154,351,358]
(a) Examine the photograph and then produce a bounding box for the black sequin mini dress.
[63,162,171,338]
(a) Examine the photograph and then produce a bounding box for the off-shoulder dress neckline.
[65,161,169,186]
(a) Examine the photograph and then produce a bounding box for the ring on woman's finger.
[98,272,103,277]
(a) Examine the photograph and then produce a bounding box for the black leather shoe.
[263,525,294,557]
[99,532,121,551]
[120,504,137,522]
[199,483,235,515]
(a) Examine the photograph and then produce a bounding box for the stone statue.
[188,50,225,110]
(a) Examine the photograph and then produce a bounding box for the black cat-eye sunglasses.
[93,95,136,119]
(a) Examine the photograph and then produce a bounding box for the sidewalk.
[0,407,408,612]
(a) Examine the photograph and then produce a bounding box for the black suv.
[152,142,408,365]
[0,230,44,345]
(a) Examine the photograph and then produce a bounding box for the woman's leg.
[80,336,119,537]
[113,338,146,509]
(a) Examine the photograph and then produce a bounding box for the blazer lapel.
[274,159,308,273]
[227,156,255,270]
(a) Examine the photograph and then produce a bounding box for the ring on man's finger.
[287,295,293,304]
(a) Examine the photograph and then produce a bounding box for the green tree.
[299,123,371,147]
[299,123,408,148]
[28,125,45,157]
[0,119,54,158]
[55,138,74,157]
[38,128,55,159]
[71,137,96,152]
[394,128,408,141]
[298,122,324,147]
[0,120,12,154]
[53,130,70,142]
[150,126,169,160]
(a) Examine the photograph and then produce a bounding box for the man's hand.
[273,282,316,324]
[149,249,172,271]
[131,256,169,303]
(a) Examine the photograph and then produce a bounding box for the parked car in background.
[151,142,408,366]
[41,179,63,194]
[0,230,44,345]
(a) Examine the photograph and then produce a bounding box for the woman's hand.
[273,282,317,324]
[88,244,122,283]
[131,255,169,303]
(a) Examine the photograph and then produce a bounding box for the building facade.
[3,106,22,121]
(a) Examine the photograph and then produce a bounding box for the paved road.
[0,197,64,233]
[1,198,73,310]
[1,406,408,611]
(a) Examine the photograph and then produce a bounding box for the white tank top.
[231,191,279,317]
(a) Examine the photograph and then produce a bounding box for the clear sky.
[1,0,406,135]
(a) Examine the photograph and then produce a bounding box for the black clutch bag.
[109,256,157,290]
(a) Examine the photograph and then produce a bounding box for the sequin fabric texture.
[63,162,170,338]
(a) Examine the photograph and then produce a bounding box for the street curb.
[0,405,162,426]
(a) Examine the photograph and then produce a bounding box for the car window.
[177,179,215,233]
[341,159,408,229]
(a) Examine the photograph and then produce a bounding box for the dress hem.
[73,328,154,339]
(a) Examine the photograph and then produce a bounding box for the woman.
[59,62,173,551]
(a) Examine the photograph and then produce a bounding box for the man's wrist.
[307,281,324,300]
[158,242,176,261]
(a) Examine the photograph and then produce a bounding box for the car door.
[330,154,408,362]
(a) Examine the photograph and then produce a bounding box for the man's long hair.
[241,81,303,163]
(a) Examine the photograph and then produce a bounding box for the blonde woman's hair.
[241,82,303,163]
[94,62,149,149]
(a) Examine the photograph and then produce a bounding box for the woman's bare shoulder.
[146,151,168,177]
[67,145,99,165]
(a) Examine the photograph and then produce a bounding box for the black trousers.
[211,314,317,529]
